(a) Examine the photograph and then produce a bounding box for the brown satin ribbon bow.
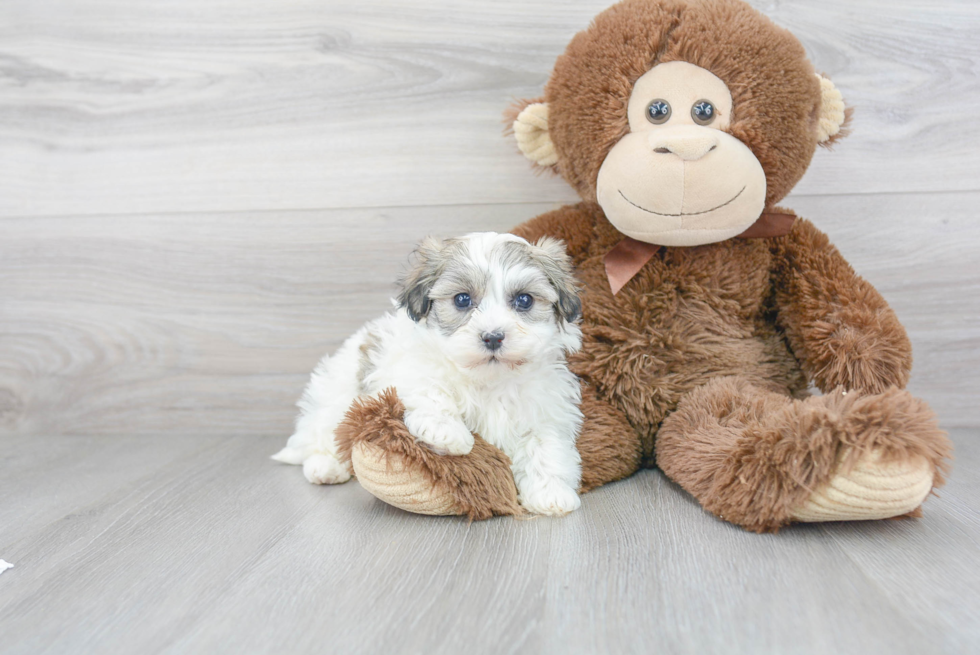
[603,212,796,295]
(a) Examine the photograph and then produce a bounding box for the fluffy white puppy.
[272,232,584,516]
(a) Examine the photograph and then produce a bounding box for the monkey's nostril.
[654,147,671,154]
[708,145,717,152]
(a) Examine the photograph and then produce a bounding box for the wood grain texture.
[0,203,546,437]
[2,192,978,438]
[1,430,977,655]
[0,0,978,217]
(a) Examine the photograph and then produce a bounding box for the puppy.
[272,232,584,516]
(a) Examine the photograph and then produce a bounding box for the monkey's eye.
[691,100,716,125]
[453,293,472,309]
[513,293,534,311]
[646,99,671,124]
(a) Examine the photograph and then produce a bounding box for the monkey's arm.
[769,217,912,393]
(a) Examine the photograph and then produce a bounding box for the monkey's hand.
[770,217,912,393]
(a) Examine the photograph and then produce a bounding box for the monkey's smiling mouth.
[618,186,746,217]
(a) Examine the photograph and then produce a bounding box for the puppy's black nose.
[481,331,505,352]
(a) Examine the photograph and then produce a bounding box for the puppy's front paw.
[302,453,352,485]
[520,479,581,517]
[404,410,474,456]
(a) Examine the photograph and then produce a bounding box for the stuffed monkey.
[336,0,952,532]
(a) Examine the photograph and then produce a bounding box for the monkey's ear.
[815,74,852,147]
[511,101,559,168]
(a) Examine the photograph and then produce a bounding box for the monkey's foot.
[791,448,935,522]
[351,442,460,515]
[336,388,522,520]
[657,378,952,532]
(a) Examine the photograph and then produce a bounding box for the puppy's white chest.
[461,382,533,451]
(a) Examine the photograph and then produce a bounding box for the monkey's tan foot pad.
[337,389,522,520]
[790,449,934,522]
[352,442,460,515]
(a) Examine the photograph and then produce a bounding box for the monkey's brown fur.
[336,389,523,520]
[534,0,838,207]
[340,0,951,531]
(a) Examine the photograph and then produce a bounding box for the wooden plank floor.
[0,430,978,655]
[2,0,979,653]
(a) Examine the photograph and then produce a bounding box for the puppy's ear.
[530,237,581,324]
[397,236,447,322]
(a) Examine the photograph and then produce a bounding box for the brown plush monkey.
[336,0,952,532]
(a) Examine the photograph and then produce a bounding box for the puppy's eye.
[513,293,533,311]
[646,99,671,124]
[453,293,471,309]
[691,100,715,125]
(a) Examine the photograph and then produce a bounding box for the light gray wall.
[2,0,978,437]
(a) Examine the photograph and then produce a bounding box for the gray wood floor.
[2,1,979,653]
[1,430,978,655]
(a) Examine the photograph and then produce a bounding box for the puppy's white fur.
[272,232,584,516]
